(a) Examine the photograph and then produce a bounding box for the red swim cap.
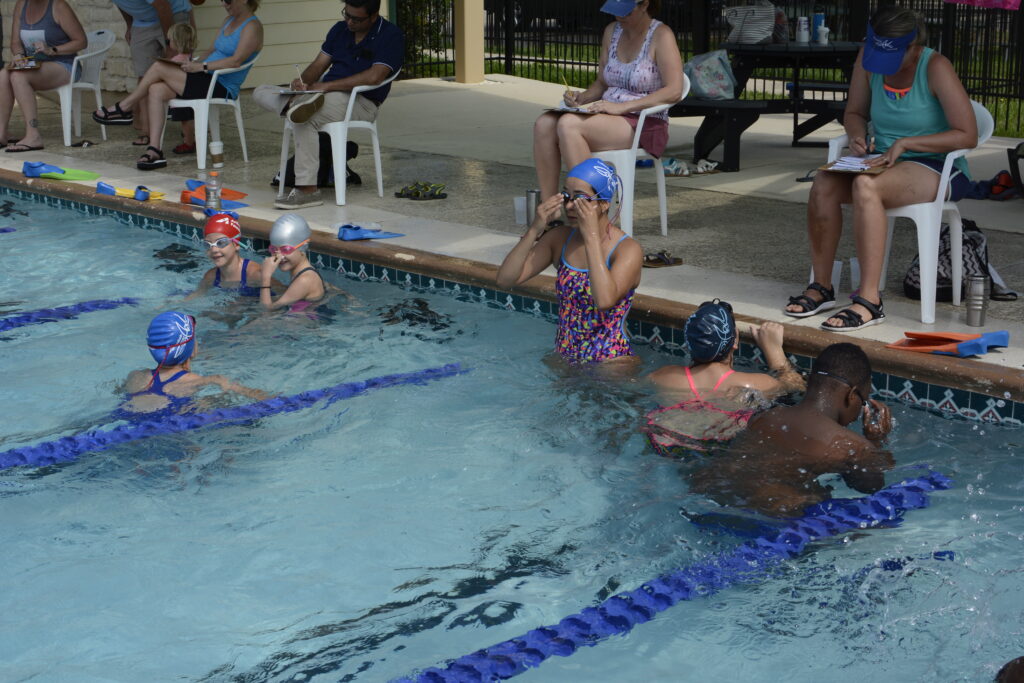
[204,213,241,239]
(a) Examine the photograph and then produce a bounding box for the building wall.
[0,0,373,92]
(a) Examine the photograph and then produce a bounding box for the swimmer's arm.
[496,195,563,288]
[258,256,311,310]
[749,322,806,395]
[839,440,896,494]
[205,375,271,401]
[116,369,150,394]
[184,268,217,301]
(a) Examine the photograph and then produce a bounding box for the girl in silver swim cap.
[259,213,327,311]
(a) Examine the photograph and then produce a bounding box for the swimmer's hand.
[862,398,892,442]
[530,193,563,234]
[751,321,784,353]
[261,254,282,280]
[574,195,602,240]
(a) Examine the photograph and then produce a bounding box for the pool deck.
[5,75,1024,399]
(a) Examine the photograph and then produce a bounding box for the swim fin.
[886,330,1009,357]
[336,224,404,241]
[23,161,101,181]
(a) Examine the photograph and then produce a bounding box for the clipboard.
[8,60,40,70]
[155,57,188,66]
[278,89,321,95]
[543,105,599,115]
[818,159,886,175]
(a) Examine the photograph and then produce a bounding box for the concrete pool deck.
[5,75,1024,395]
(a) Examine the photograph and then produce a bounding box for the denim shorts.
[906,157,971,202]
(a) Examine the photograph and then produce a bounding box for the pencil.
[294,64,304,88]
[561,74,570,90]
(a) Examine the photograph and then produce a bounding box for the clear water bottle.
[205,171,222,211]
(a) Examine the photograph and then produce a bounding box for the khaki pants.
[252,85,379,187]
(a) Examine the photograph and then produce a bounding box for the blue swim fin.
[337,224,404,241]
[934,330,1010,357]
[22,161,65,177]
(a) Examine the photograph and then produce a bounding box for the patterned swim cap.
[147,311,196,366]
[684,300,736,363]
[567,158,620,201]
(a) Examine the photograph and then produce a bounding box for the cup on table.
[796,16,810,43]
[817,26,830,45]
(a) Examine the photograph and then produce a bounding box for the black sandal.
[137,146,166,171]
[783,282,836,318]
[821,295,885,332]
[92,102,133,125]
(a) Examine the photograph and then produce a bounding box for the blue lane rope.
[0,363,465,470]
[397,471,953,682]
[0,298,139,333]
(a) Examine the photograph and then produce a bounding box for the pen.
[294,63,304,88]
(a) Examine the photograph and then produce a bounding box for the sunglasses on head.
[560,189,598,203]
[203,236,237,250]
[268,238,309,256]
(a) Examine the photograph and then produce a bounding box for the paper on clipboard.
[279,89,321,95]
[819,154,886,175]
[544,104,599,115]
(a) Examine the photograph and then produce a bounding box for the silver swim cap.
[270,213,312,248]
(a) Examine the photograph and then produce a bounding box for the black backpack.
[272,134,358,188]
[903,218,988,301]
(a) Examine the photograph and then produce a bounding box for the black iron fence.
[400,0,1024,135]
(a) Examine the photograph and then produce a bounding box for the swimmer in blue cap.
[644,300,804,458]
[119,311,267,416]
[259,213,328,311]
[497,158,642,365]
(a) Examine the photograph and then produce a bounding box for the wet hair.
[346,0,381,15]
[809,343,871,394]
[168,23,197,55]
[870,6,927,46]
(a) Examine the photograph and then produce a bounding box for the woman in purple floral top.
[533,0,685,206]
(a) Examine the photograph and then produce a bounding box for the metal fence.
[400,0,1024,134]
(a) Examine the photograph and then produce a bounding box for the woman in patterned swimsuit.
[497,158,642,365]
[532,0,684,203]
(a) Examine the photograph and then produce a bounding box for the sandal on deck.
[643,250,682,268]
[409,183,447,200]
[783,282,836,318]
[395,182,430,198]
[820,295,885,332]
[92,102,133,125]
[136,146,166,170]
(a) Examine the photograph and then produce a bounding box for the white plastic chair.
[593,73,690,237]
[160,56,259,170]
[51,29,116,147]
[826,100,994,324]
[276,67,402,206]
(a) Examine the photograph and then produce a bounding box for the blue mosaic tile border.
[6,186,1022,427]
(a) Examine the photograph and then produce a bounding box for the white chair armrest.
[340,67,402,123]
[931,148,970,204]
[827,133,849,163]
[205,58,257,99]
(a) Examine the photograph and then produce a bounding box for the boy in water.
[119,311,267,416]
[689,342,894,517]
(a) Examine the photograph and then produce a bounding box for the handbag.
[684,50,737,100]
[903,218,1016,302]
[725,2,776,45]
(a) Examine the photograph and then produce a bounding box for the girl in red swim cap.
[189,212,265,299]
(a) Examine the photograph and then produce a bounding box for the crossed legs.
[97,61,188,160]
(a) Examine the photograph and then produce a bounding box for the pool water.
[1,198,1022,682]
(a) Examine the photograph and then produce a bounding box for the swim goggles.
[268,238,309,256]
[815,370,868,407]
[699,298,733,313]
[203,236,237,250]
[560,190,598,203]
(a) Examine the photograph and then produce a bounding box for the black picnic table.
[670,40,862,171]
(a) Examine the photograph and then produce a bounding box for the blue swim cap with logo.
[567,158,620,201]
[147,311,196,366]
[684,300,736,363]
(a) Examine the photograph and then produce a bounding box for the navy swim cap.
[147,311,196,365]
[684,300,736,363]
[567,158,620,201]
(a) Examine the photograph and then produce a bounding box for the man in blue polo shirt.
[253,0,404,209]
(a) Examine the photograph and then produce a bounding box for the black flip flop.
[137,146,166,170]
[643,251,682,268]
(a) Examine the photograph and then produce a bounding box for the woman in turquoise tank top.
[783,6,977,332]
[93,0,263,171]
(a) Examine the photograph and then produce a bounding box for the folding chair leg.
[72,90,82,137]
[370,127,383,198]
[328,127,350,206]
[277,122,292,199]
[948,210,964,307]
[915,216,940,325]
[617,165,635,237]
[233,102,248,162]
[93,87,107,141]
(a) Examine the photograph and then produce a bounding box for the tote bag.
[725,2,777,44]
[684,50,737,100]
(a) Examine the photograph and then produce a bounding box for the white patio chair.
[51,29,116,147]
[160,56,259,170]
[826,99,994,324]
[594,73,690,237]
[276,68,402,206]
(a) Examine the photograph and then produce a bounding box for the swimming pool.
[1,196,1022,682]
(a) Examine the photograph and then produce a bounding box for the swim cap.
[204,212,240,240]
[684,300,736,363]
[147,311,196,366]
[270,213,311,248]
[567,158,620,201]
